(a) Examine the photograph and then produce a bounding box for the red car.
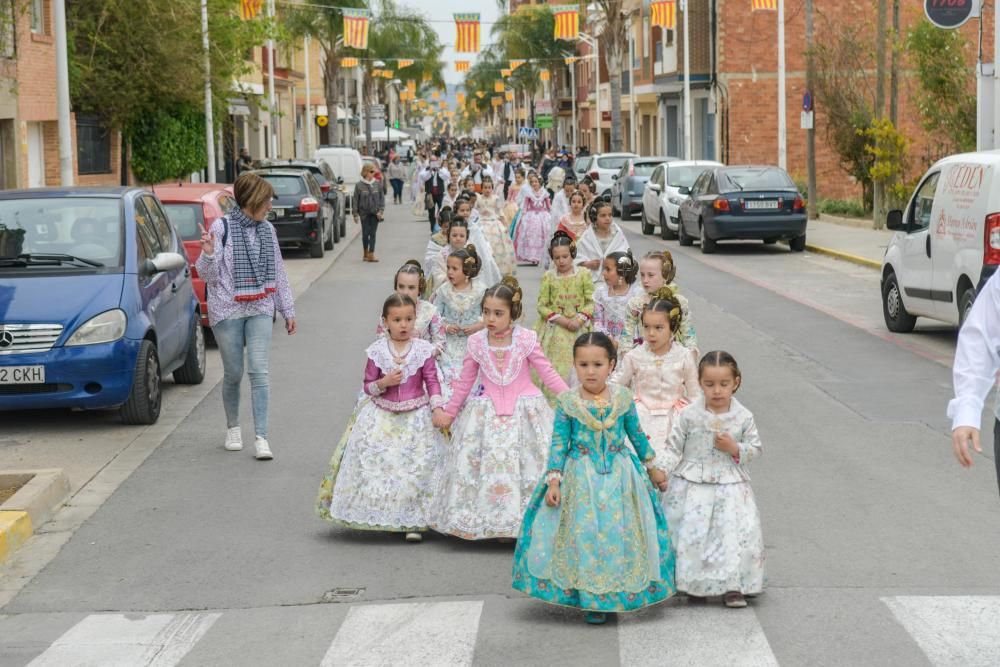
[152,184,237,328]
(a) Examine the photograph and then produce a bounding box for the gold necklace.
[581,386,610,408]
[389,340,412,365]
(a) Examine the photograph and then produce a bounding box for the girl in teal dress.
[512,332,676,625]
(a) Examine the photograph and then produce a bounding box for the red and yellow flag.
[423,72,433,82]
[504,91,514,102]
[407,80,417,93]
[342,8,370,49]
[509,59,526,71]
[397,59,414,68]
[431,91,440,99]
[540,69,551,81]
[239,0,262,20]
[564,56,577,65]
[494,81,505,93]
[455,60,471,72]
[751,0,777,10]
[454,13,481,53]
[476,91,486,99]
[491,96,503,107]
[501,68,512,77]
[340,57,359,68]
[650,1,677,29]
[552,5,579,40]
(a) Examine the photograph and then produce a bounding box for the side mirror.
[678,185,691,196]
[648,183,662,193]
[886,209,905,231]
[142,251,186,276]
[336,176,344,185]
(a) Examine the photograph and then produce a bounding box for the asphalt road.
[1,202,999,666]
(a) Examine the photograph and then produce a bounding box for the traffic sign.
[315,115,329,128]
[368,104,386,118]
[518,127,540,140]
[924,0,977,29]
[802,91,813,112]
[536,115,553,129]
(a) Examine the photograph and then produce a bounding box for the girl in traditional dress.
[428,218,469,291]
[476,177,517,277]
[430,278,569,540]
[535,232,594,397]
[315,294,447,543]
[503,169,526,228]
[663,351,765,608]
[423,208,452,299]
[432,245,487,403]
[593,251,643,354]
[611,288,700,456]
[578,178,596,207]
[376,261,445,355]
[442,181,460,211]
[621,250,698,356]
[512,332,674,624]
[575,200,630,284]
[548,175,577,238]
[554,190,589,241]
[513,172,551,266]
[455,197,503,287]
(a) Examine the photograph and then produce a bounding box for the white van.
[314,146,363,213]
[881,150,1000,332]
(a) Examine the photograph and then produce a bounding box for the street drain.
[321,587,365,603]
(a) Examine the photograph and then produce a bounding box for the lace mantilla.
[558,385,633,432]
[365,337,434,384]
[467,326,537,386]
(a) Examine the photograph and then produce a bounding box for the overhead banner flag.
[455,60,471,72]
[540,69,551,81]
[505,91,514,102]
[407,80,417,93]
[491,96,503,107]
[564,56,577,65]
[751,0,777,9]
[454,13,481,53]
[456,92,466,105]
[476,91,487,99]
[501,68,512,77]
[509,59,526,71]
[340,57,359,68]
[239,0,262,20]
[651,1,677,29]
[342,8,370,49]
[397,59,414,68]
[552,5,579,40]
[494,81,505,93]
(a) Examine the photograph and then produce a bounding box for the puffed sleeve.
[736,414,763,465]
[422,356,445,409]
[363,359,384,396]
[528,342,569,394]
[545,405,573,473]
[443,352,480,417]
[536,271,556,321]
[623,401,656,464]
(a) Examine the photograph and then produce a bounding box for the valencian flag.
[505,91,514,102]
[650,1,677,29]
[476,91,486,99]
[239,0,262,20]
[342,8,370,49]
[509,59,526,71]
[455,60,471,72]
[751,0,777,9]
[397,59,414,68]
[552,5,579,39]
[407,80,417,93]
[340,57,359,67]
[540,69,550,81]
[494,81,504,93]
[564,56,577,65]
[501,68,512,77]
[454,13,481,53]
[491,96,503,107]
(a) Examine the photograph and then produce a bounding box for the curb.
[805,243,882,270]
[0,469,71,566]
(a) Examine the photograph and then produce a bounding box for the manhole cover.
[321,587,365,603]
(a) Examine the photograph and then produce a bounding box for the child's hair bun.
[404,258,422,270]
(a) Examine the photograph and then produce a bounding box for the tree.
[463,50,508,131]
[589,0,628,152]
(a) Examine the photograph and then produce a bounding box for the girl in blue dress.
[512,332,676,625]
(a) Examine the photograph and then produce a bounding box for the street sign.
[316,115,329,128]
[536,99,553,115]
[800,111,814,130]
[924,0,977,29]
[536,115,553,129]
[518,127,540,140]
[802,91,813,112]
[368,104,386,118]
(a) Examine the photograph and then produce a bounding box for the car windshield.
[632,162,659,177]
[0,197,123,268]
[721,167,795,192]
[574,157,592,173]
[261,175,306,196]
[597,156,630,170]
[162,203,204,241]
[666,165,712,188]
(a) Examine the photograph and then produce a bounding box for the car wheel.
[789,234,806,252]
[621,203,634,221]
[641,207,655,235]
[324,218,335,250]
[120,340,161,425]
[612,197,621,217]
[339,211,347,238]
[882,272,917,333]
[331,211,341,244]
[699,221,717,254]
[173,317,206,385]
[660,212,676,240]
[678,216,693,246]
[959,285,977,329]
[310,226,326,258]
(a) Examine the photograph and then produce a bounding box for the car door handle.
[926,235,931,258]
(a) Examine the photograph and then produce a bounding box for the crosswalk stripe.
[882,596,1000,667]
[618,603,779,666]
[25,612,221,667]
[320,601,484,667]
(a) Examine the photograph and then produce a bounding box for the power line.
[275,0,506,24]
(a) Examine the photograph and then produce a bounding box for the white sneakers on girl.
[224,427,243,451]
[254,437,273,461]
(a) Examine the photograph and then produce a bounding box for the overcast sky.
[398,1,502,85]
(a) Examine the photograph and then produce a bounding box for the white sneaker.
[254,436,273,460]
[224,427,243,451]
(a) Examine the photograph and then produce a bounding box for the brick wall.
[42,116,123,187]
[15,0,56,123]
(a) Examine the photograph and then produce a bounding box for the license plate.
[744,199,779,210]
[0,365,45,384]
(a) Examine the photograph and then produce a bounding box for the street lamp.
[578,32,600,154]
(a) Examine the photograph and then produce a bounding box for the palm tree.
[462,49,508,136]
[589,0,628,152]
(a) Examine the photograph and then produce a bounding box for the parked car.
[573,155,593,182]
[641,160,723,239]
[153,184,236,329]
[249,169,335,258]
[0,187,205,424]
[314,146,363,214]
[880,151,1000,332]
[582,152,638,199]
[677,165,806,254]
[254,159,346,241]
[611,156,675,220]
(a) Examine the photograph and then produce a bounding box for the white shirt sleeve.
[948,271,1000,430]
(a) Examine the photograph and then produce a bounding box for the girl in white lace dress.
[593,251,643,356]
[432,245,487,404]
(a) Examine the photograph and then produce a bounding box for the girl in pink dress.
[513,173,551,265]
[431,277,569,540]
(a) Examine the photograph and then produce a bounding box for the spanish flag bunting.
[407,80,417,93]
[751,0,777,10]
[540,69,551,81]
[342,8,370,49]
[491,96,503,107]
[455,60,471,72]
[501,68,512,77]
[494,81,504,93]
[397,59,414,68]
[454,13,481,53]
[476,91,486,99]
[239,0,262,20]
[564,56,577,65]
[340,57,359,68]
[505,91,514,102]
[552,5,579,40]
[382,70,394,79]
[650,0,677,29]
[509,59,526,71]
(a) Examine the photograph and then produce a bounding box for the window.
[162,204,204,242]
[654,29,663,65]
[134,199,164,257]
[909,172,940,231]
[0,1,14,57]
[76,115,112,175]
[642,18,649,59]
[141,195,175,251]
[30,0,44,34]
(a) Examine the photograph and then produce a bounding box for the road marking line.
[618,604,779,666]
[26,612,220,667]
[320,601,483,667]
[883,595,1000,666]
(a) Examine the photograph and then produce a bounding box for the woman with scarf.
[196,173,297,461]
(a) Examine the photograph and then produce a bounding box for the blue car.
[0,187,206,424]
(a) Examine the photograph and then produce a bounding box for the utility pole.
[682,0,692,160]
[777,0,787,170]
[889,0,899,125]
[874,0,887,228]
[201,0,215,182]
[569,56,578,152]
[304,36,313,158]
[266,0,277,158]
[54,0,73,185]
[805,0,816,219]
[629,33,637,153]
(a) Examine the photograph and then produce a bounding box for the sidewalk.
[805,214,892,269]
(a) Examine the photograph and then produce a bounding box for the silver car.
[612,157,675,220]
[641,160,723,239]
[577,152,637,199]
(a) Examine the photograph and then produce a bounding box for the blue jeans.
[213,314,273,439]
